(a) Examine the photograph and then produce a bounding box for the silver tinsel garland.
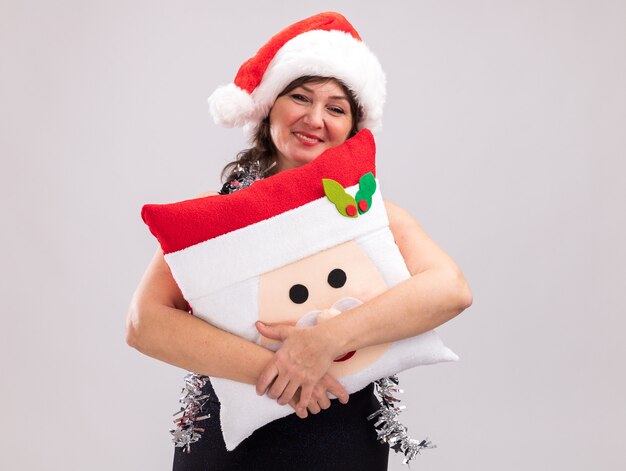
[369,376,436,465]
[170,373,211,452]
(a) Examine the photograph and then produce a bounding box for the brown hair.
[220,76,362,183]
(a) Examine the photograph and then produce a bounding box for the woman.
[126,12,472,470]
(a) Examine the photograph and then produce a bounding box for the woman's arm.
[256,199,473,407]
[126,246,274,384]
[322,199,473,351]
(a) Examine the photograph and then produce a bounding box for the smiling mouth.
[293,132,322,144]
[334,351,356,362]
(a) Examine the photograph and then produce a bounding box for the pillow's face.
[141,130,458,451]
[258,240,392,378]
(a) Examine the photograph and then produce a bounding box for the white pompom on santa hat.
[208,12,386,133]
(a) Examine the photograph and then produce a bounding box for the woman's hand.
[255,321,349,415]
[287,373,348,419]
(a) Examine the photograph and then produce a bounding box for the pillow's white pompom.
[208,83,255,128]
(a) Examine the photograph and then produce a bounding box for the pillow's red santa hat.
[208,11,386,133]
[141,130,398,306]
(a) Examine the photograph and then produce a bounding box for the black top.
[172,380,389,470]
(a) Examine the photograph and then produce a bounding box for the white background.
[1,0,624,469]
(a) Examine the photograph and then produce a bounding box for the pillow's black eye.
[327,268,347,288]
[289,284,309,304]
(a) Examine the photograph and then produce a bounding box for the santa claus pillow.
[141,129,458,450]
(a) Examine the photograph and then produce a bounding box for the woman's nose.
[303,105,324,128]
[316,308,341,324]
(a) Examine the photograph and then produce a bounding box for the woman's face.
[269,80,354,172]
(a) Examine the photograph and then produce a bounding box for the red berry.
[346,204,357,217]
[358,200,368,212]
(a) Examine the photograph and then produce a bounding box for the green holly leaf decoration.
[322,178,358,218]
[355,172,376,214]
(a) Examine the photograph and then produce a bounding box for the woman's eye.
[291,94,308,102]
[328,106,345,115]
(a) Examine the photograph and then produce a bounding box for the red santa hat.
[208,12,386,133]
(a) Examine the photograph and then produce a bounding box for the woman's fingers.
[256,362,279,395]
[290,389,324,417]
[277,380,300,406]
[307,401,322,415]
[255,321,290,341]
[322,374,349,404]
[297,383,315,411]
[314,385,331,410]
[287,379,348,418]
[288,397,308,419]
[268,374,290,400]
